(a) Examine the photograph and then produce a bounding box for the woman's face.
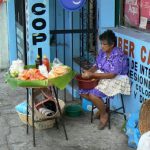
[100,40,114,53]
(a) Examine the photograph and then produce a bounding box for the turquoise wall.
[7,0,17,63]
[49,0,72,66]
[113,31,150,114]
[98,0,115,34]
[49,0,81,68]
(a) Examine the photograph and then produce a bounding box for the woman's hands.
[81,68,117,80]
[81,70,93,79]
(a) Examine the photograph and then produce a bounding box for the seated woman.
[80,30,130,130]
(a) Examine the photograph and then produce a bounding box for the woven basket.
[17,111,55,130]
[17,111,33,126]
[17,99,65,130]
[33,99,65,120]
[139,99,150,135]
[34,99,65,130]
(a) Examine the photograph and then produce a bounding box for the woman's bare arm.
[92,72,117,79]
[88,66,97,73]
[82,71,117,80]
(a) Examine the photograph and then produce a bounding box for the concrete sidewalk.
[0,71,133,150]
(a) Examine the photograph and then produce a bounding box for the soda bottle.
[42,55,50,72]
[35,55,41,69]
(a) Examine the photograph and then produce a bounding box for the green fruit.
[10,71,19,78]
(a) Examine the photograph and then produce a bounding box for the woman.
[80,30,129,130]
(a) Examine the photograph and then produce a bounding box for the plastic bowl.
[75,74,98,90]
[65,104,82,117]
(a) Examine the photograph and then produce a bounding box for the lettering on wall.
[118,37,150,103]
[25,0,49,64]
[32,3,47,52]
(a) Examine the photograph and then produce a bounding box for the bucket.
[65,104,82,117]
[82,98,93,112]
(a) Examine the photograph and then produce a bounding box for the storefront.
[7,0,150,114]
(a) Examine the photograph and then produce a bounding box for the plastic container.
[75,74,98,89]
[42,55,50,72]
[82,98,93,112]
[65,104,82,117]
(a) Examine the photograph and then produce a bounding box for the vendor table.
[26,86,68,146]
[5,66,76,146]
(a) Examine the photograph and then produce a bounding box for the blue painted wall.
[113,29,150,114]
[98,0,115,34]
[49,0,80,68]
[7,0,17,63]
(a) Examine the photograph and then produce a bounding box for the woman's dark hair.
[99,30,117,47]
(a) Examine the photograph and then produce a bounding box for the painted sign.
[124,0,140,27]
[140,0,150,18]
[115,32,150,113]
[25,0,50,64]
[140,0,150,29]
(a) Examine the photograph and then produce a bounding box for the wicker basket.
[17,99,65,130]
[17,111,33,126]
[139,99,150,135]
[17,111,55,130]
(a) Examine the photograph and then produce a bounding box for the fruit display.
[9,58,70,81]
[48,65,69,79]
[9,59,24,77]
[18,69,46,80]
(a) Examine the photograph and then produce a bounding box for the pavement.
[0,71,133,150]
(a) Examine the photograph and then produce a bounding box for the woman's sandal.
[97,121,108,130]
[98,113,108,130]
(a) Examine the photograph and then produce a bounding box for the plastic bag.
[126,112,140,149]
[15,101,27,114]
[134,128,140,146]
[126,113,139,128]
[52,58,63,68]
[137,131,150,150]
[48,58,70,79]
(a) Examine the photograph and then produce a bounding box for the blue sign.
[25,0,50,64]
[114,31,150,114]
[59,0,86,11]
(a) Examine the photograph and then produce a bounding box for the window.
[116,0,150,33]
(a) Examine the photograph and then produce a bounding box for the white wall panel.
[0,3,9,69]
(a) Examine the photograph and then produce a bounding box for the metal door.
[49,0,98,100]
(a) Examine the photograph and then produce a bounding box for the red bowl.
[75,74,98,90]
